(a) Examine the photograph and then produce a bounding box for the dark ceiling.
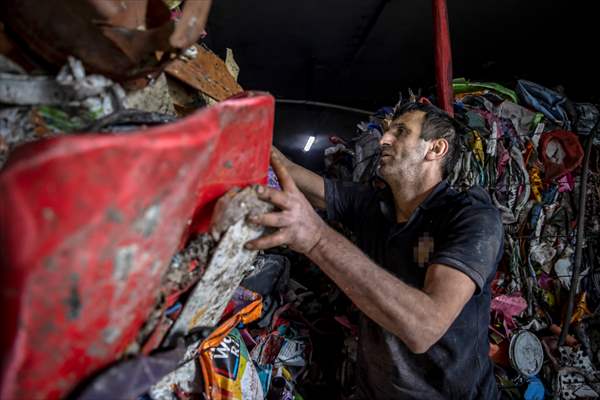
[205,0,597,110]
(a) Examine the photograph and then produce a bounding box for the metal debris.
[0,57,127,168]
[0,57,125,110]
[165,187,272,343]
[165,234,215,290]
[124,74,176,116]
[1,0,213,81]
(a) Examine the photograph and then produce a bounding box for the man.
[245,102,503,399]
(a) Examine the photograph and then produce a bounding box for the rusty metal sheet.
[0,92,274,399]
[166,44,244,101]
[169,0,212,49]
[0,0,212,81]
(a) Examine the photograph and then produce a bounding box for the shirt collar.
[377,179,452,222]
[418,180,452,210]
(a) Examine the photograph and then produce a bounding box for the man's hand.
[245,150,326,254]
[271,145,291,168]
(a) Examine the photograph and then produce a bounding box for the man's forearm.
[284,162,325,209]
[307,224,446,353]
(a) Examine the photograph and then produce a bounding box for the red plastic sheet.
[0,92,274,399]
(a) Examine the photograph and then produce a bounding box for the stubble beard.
[379,153,424,187]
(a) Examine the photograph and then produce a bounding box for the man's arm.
[272,147,325,209]
[247,151,476,353]
[307,224,475,353]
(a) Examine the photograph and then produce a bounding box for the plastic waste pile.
[2,1,600,397]
[77,184,322,400]
[322,78,600,399]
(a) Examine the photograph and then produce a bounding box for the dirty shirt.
[325,179,502,400]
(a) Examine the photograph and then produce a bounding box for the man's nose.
[380,131,394,147]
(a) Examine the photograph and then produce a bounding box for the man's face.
[378,110,430,182]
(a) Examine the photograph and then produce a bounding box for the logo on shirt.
[414,233,434,267]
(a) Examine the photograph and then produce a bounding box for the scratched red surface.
[0,92,274,399]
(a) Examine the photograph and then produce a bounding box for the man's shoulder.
[325,178,376,194]
[324,178,382,223]
[464,184,494,207]
[443,184,496,211]
[432,184,502,230]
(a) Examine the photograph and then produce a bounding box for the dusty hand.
[271,145,291,168]
[245,150,325,254]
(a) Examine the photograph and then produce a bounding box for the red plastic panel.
[0,92,274,399]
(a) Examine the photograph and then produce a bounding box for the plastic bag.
[199,288,263,399]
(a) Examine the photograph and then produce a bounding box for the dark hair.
[391,102,460,178]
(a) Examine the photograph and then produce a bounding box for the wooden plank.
[166,44,243,101]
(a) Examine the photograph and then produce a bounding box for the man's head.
[378,102,459,183]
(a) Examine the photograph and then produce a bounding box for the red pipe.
[432,0,454,116]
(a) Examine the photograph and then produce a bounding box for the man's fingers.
[271,146,285,162]
[256,186,291,209]
[210,187,241,234]
[248,212,289,228]
[213,187,240,212]
[270,150,297,192]
[245,230,288,250]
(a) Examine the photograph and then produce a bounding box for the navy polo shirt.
[324,179,503,400]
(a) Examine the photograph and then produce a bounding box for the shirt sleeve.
[428,204,503,294]
[324,178,375,232]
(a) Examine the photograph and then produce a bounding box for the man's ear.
[425,138,448,161]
